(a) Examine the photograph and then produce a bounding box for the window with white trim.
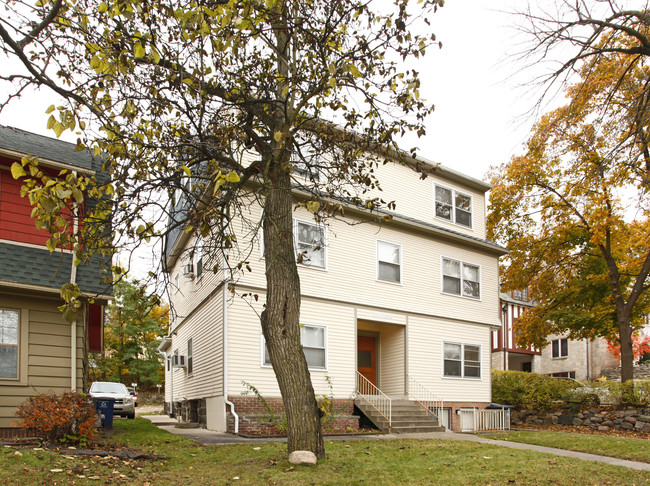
[194,239,204,278]
[187,338,193,375]
[435,185,472,228]
[290,135,321,181]
[443,342,481,378]
[441,257,480,299]
[552,338,568,358]
[294,220,326,269]
[263,324,327,370]
[377,240,402,284]
[512,288,528,302]
[0,309,19,379]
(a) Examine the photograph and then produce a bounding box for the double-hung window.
[194,239,204,279]
[187,338,193,375]
[441,257,480,299]
[263,324,327,370]
[443,342,481,379]
[0,308,19,379]
[290,135,321,181]
[552,338,568,358]
[435,185,472,228]
[377,240,401,284]
[294,220,326,269]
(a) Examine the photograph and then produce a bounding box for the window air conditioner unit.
[172,355,186,368]
[182,263,194,277]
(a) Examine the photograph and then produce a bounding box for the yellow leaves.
[273,131,283,143]
[225,172,240,183]
[349,64,362,78]
[134,42,146,59]
[306,201,320,213]
[98,2,108,13]
[181,165,192,177]
[149,47,161,64]
[10,162,26,179]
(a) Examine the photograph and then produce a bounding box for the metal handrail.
[356,372,392,428]
[407,375,444,424]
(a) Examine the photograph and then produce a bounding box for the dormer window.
[435,185,472,228]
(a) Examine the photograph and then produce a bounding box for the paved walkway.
[142,414,650,471]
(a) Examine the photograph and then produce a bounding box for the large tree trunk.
[260,162,325,459]
[618,315,635,382]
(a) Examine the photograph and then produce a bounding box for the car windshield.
[92,383,127,394]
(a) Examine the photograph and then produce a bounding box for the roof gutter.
[0,148,96,176]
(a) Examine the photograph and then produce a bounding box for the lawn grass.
[480,429,650,464]
[1,419,649,485]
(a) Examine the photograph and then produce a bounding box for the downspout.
[586,339,590,381]
[222,278,239,434]
[158,349,172,416]
[169,353,174,417]
[69,194,79,392]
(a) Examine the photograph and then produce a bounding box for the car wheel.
[128,413,135,419]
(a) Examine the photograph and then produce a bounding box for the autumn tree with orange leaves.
[489,14,650,382]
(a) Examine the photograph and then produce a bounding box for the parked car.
[89,382,136,419]
[126,387,138,407]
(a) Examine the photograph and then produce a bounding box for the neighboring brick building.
[492,289,619,380]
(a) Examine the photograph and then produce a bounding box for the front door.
[357,335,377,387]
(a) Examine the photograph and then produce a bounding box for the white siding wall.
[166,284,225,403]
[175,205,501,328]
[227,295,357,398]
[407,316,492,403]
[362,159,487,239]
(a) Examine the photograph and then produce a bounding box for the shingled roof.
[0,125,112,297]
[0,124,104,172]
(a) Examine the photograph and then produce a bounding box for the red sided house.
[0,125,112,435]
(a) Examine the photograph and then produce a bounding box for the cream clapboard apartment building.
[159,149,506,433]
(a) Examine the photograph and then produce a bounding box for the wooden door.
[357,335,377,387]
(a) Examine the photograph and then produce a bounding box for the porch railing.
[356,372,391,428]
[407,375,444,424]
[459,408,511,433]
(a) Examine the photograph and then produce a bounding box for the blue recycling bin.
[95,398,115,429]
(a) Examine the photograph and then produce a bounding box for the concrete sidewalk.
[142,414,650,471]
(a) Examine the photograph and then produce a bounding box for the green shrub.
[492,370,578,411]
[15,392,98,445]
[595,380,650,407]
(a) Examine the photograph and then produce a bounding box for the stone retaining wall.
[601,363,650,381]
[511,405,650,433]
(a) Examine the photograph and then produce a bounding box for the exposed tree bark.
[260,150,324,458]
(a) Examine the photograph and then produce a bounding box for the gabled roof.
[0,125,103,173]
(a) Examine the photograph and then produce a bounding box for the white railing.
[356,372,391,428]
[407,375,444,424]
[459,408,511,432]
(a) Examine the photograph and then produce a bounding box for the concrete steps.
[355,398,445,433]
